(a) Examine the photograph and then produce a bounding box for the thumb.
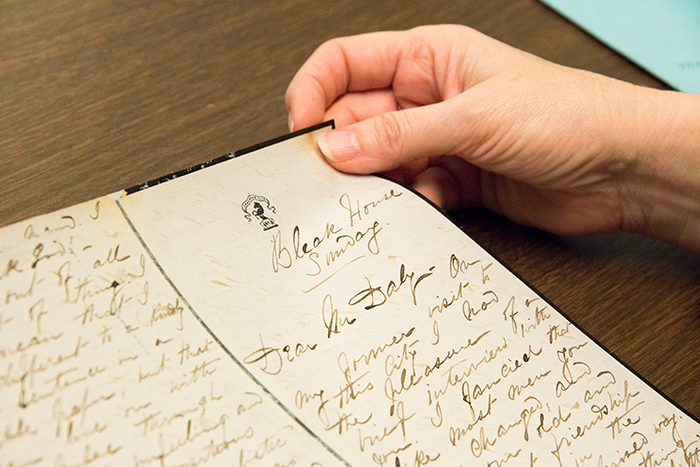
[317,101,464,174]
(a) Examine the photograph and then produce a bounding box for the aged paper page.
[119,126,700,466]
[0,196,343,466]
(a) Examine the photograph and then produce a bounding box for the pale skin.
[285,25,700,251]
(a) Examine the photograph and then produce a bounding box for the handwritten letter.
[119,127,700,466]
[0,196,342,466]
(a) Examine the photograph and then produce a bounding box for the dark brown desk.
[2,1,699,421]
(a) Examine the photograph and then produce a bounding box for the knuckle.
[316,38,339,56]
[374,112,406,157]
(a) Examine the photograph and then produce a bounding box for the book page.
[0,196,343,466]
[119,125,700,466]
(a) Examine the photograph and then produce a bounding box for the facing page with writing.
[1,123,699,466]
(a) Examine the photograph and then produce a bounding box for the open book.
[2,123,698,466]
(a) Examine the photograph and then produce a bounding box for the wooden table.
[2,0,699,423]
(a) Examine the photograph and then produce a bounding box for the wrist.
[619,88,700,250]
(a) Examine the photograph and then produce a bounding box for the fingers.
[286,27,456,131]
[419,155,484,209]
[286,30,408,130]
[377,156,482,212]
[412,166,463,211]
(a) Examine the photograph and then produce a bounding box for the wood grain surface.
[2,0,699,422]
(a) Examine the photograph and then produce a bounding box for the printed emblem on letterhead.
[241,194,278,231]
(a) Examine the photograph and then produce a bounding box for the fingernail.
[318,130,359,162]
[288,113,294,132]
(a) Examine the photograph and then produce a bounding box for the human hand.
[286,25,700,249]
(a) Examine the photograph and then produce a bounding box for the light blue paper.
[541,0,700,93]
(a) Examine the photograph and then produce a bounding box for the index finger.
[285,30,416,130]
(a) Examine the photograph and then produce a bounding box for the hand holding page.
[1,123,699,465]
